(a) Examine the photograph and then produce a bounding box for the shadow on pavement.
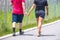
[17,34,56,37]
[41,34,56,37]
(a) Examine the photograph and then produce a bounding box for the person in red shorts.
[10,0,27,36]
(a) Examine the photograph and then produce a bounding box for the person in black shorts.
[27,0,48,37]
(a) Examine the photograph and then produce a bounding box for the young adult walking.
[27,0,48,37]
[10,0,26,36]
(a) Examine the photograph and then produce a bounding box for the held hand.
[27,12,30,16]
[24,11,30,16]
[24,12,27,16]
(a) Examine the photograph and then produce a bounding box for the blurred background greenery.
[0,0,60,36]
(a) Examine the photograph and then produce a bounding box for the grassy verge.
[23,17,60,30]
[0,3,60,36]
[0,16,60,37]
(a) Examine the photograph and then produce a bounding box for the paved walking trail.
[1,20,60,40]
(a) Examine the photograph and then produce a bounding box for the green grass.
[23,17,60,30]
[0,3,60,37]
[0,15,60,37]
[0,17,60,36]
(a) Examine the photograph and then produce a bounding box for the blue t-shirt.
[34,0,48,11]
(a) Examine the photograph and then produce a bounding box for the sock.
[19,29,22,32]
[13,28,15,33]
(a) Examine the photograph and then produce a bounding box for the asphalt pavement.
[1,20,60,40]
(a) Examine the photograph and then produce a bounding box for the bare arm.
[46,6,48,16]
[10,3,13,6]
[10,0,13,6]
[22,2,26,15]
[28,4,36,15]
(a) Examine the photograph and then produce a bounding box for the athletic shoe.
[20,31,24,35]
[13,33,16,36]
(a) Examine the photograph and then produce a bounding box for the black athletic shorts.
[35,10,45,19]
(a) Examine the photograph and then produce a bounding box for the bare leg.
[37,16,43,36]
[18,23,22,29]
[18,23,24,35]
[12,22,16,36]
[12,22,16,28]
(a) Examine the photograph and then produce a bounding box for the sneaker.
[37,34,41,37]
[13,33,16,36]
[20,31,24,35]
[37,31,41,37]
